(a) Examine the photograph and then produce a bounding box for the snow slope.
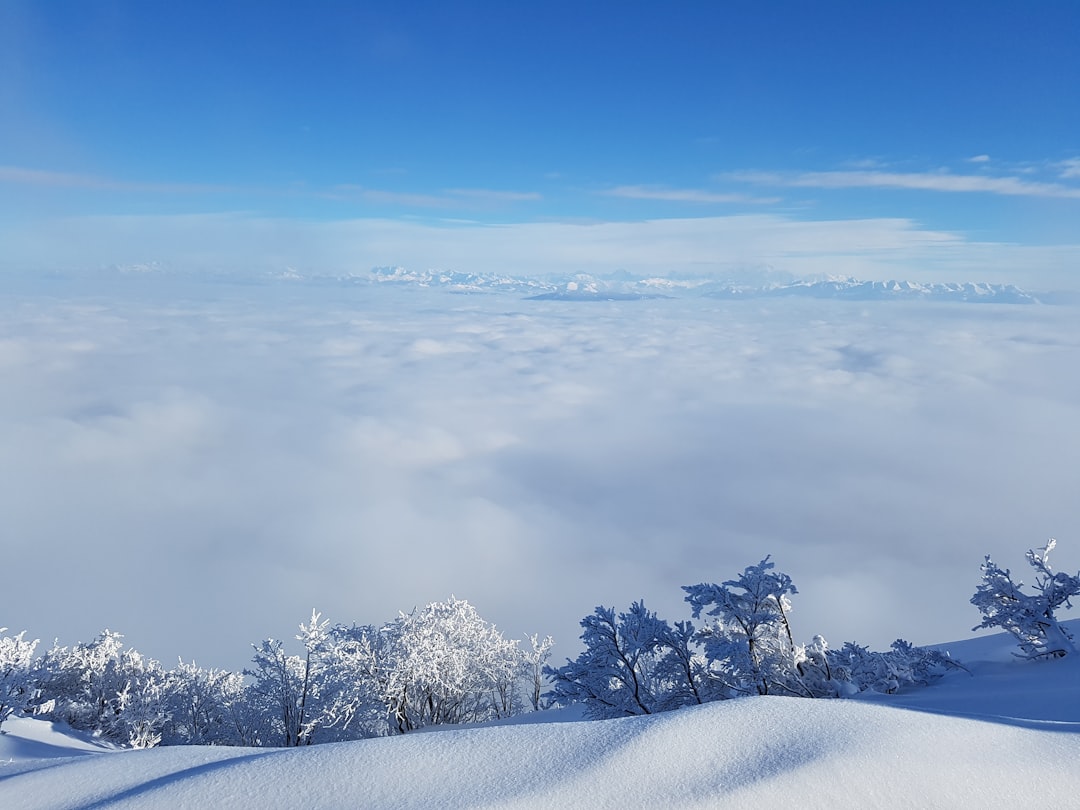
[3,629,1079,809]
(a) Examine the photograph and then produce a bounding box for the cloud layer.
[730,169,1080,199]
[2,284,1079,671]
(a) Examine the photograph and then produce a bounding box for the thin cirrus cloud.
[0,164,237,195]
[604,185,781,205]
[729,169,1080,199]
[329,185,543,208]
[1059,158,1080,179]
[0,164,542,211]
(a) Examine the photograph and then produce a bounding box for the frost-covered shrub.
[245,599,536,743]
[380,597,526,732]
[545,601,709,719]
[549,555,962,716]
[34,630,167,748]
[524,633,555,712]
[314,623,390,741]
[680,558,949,699]
[684,556,811,697]
[825,639,958,695]
[162,661,254,746]
[972,539,1080,659]
[0,628,39,732]
[246,610,337,747]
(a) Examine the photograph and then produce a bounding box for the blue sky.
[2,1,1079,286]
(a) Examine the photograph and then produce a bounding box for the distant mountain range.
[353,267,1048,304]
[82,262,1072,304]
[700,278,1041,304]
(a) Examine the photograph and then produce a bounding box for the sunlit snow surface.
[2,625,1079,809]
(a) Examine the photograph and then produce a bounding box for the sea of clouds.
[3,278,1079,671]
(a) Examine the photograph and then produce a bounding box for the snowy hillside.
[3,626,1079,809]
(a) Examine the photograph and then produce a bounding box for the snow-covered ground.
[2,627,1078,809]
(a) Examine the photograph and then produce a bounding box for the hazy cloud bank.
[2,284,1079,670]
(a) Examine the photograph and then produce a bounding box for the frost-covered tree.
[0,629,39,732]
[550,559,957,713]
[825,639,958,695]
[246,610,332,746]
[33,630,167,747]
[380,597,525,732]
[680,558,946,699]
[161,662,253,746]
[653,619,713,707]
[972,540,1080,659]
[684,556,808,696]
[545,601,708,719]
[523,633,555,712]
[246,601,536,742]
[35,630,125,732]
[114,667,168,749]
[246,638,312,746]
[314,623,387,741]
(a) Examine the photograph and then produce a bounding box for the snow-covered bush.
[825,639,958,695]
[684,559,958,699]
[545,601,709,719]
[245,599,536,743]
[161,661,253,746]
[0,628,39,732]
[246,610,333,747]
[114,670,168,749]
[972,539,1080,659]
[7,593,548,748]
[523,633,555,712]
[548,556,961,716]
[379,597,526,732]
[33,630,167,747]
[313,623,388,741]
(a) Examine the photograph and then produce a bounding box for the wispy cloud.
[1060,158,1080,179]
[967,154,991,163]
[330,185,456,208]
[730,169,1080,199]
[0,165,235,194]
[444,188,542,203]
[2,165,542,211]
[604,185,779,204]
[328,185,541,208]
